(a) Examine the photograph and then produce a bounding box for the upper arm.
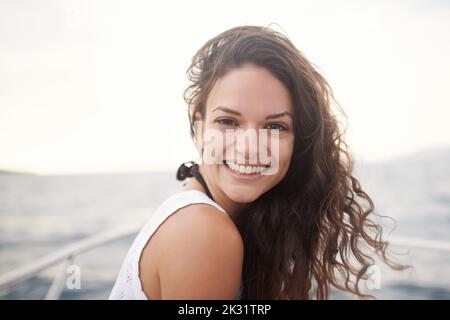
[157,204,244,299]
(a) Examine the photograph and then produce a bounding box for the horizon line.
[1,145,449,176]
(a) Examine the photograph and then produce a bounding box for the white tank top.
[108,190,243,300]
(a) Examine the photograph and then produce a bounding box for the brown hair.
[183,25,406,299]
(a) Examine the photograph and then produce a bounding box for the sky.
[1,0,450,175]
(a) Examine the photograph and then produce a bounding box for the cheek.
[279,138,294,168]
[270,137,294,184]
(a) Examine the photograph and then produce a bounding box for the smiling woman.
[109,25,407,300]
[191,64,296,206]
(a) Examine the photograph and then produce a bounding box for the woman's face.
[197,64,295,204]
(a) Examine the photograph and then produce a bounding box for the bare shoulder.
[160,203,242,245]
[155,203,244,299]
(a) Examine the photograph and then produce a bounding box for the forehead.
[205,64,294,117]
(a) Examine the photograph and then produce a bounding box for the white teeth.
[225,161,268,175]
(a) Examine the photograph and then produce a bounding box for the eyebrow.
[212,106,294,120]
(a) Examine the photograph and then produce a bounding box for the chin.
[225,187,263,204]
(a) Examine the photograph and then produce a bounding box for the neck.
[182,164,244,221]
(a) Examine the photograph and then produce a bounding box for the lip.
[222,162,266,181]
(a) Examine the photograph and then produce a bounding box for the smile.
[223,160,270,175]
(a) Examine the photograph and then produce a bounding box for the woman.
[109,25,405,300]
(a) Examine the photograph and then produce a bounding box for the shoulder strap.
[176,161,214,201]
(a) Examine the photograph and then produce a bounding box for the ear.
[193,111,204,155]
[194,111,202,122]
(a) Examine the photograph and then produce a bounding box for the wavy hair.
[182,25,406,299]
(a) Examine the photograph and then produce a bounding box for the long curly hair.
[182,25,406,299]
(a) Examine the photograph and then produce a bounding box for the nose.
[234,127,259,165]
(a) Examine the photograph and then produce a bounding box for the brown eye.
[215,118,237,126]
[265,123,287,131]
